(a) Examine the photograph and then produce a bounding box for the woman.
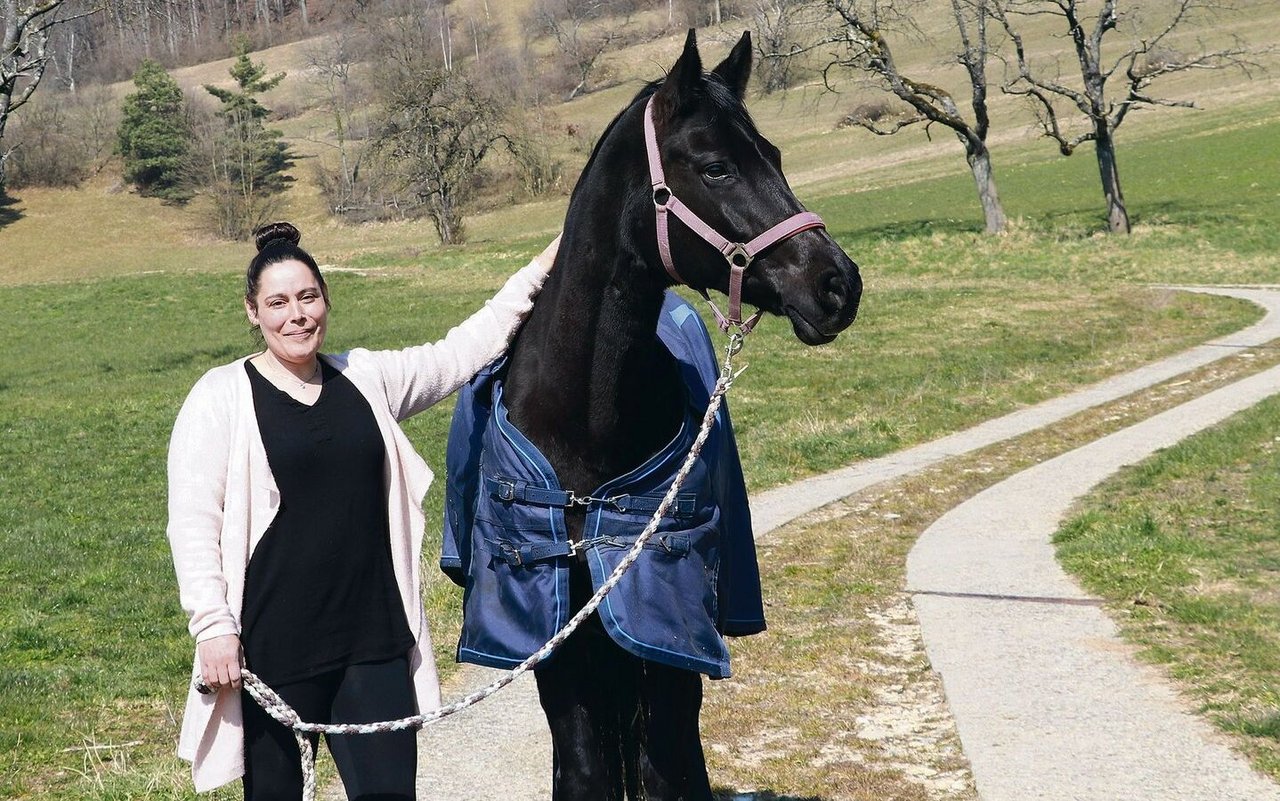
[166,221,557,797]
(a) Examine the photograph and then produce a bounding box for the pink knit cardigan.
[166,252,552,791]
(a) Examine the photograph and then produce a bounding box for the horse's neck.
[504,234,683,493]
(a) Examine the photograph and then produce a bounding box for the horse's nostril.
[821,270,849,312]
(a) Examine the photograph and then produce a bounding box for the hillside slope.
[1,1,1277,284]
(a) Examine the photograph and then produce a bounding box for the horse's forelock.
[636,72,757,141]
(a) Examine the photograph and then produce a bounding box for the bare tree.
[752,0,822,93]
[303,30,386,218]
[996,0,1254,234]
[527,0,631,100]
[375,0,455,76]
[1,0,94,193]
[372,64,505,244]
[675,0,742,26]
[369,7,509,245]
[5,81,116,188]
[823,0,1009,233]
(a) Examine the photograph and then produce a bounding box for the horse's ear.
[712,31,753,99]
[654,29,703,121]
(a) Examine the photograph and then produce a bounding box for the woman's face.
[245,259,328,366]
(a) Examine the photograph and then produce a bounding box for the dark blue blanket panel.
[441,292,766,679]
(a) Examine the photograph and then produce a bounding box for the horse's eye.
[702,163,730,181]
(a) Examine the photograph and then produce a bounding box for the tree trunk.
[165,0,178,58]
[0,142,10,195]
[434,198,463,245]
[61,28,76,92]
[1094,127,1130,234]
[140,0,152,57]
[439,10,452,71]
[0,96,9,192]
[965,142,1006,234]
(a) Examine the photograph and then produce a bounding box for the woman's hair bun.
[253,221,302,253]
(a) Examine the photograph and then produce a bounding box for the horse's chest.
[509,365,686,496]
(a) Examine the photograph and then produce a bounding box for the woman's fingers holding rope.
[198,634,244,692]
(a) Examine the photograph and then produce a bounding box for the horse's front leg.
[535,564,635,801]
[633,660,714,801]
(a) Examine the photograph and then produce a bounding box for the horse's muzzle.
[783,252,860,345]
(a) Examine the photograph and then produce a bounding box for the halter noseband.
[643,96,826,335]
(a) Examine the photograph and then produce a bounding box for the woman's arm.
[166,372,242,689]
[368,235,559,421]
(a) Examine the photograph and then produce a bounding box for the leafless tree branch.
[996,0,1262,233]
[822,0,1009,232]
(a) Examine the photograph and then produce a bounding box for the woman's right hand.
[197,634,244,692]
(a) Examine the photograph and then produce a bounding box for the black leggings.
[242,655,417,801]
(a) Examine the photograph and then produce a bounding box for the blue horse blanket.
[441,292,765,678]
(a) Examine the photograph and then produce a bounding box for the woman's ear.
[245,298,259,327]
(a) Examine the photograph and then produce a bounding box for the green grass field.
[3,12,1280,796]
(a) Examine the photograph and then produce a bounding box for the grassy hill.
[2,4,1280,798]
[4,1,1277,284]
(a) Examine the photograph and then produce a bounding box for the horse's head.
[645,30,861,345]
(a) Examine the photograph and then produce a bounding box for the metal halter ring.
[725,244,752,269]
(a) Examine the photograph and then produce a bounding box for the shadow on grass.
[1130,199,1269,231]
[714,790,826,801]
[829,208,1105,243]
[0,193,23,229]
[829,216,981,242]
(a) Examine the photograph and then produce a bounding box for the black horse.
[493,30,860,801]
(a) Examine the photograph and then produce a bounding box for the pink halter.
[644,96,826,334]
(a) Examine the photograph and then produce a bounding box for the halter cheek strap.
[644,97,826,334]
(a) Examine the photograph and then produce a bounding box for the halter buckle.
[653,184,672,210]
[725,244,752,270]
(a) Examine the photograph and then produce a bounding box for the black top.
[241,359,414,685]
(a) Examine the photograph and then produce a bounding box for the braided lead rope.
[218,338,747,801]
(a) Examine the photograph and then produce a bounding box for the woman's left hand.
[197,634,244,692]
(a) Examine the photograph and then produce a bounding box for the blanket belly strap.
[484,475,571,508]
[484,475,697,518]
[485,532,693,566]
[484,537,575,566]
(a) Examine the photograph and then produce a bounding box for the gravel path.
[389,285,1280,800]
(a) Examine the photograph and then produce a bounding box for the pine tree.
[118,60,191,202]
[198,38,293,237]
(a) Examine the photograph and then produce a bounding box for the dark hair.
[245,221,330,309]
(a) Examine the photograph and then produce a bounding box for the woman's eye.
[703,163,729,180]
